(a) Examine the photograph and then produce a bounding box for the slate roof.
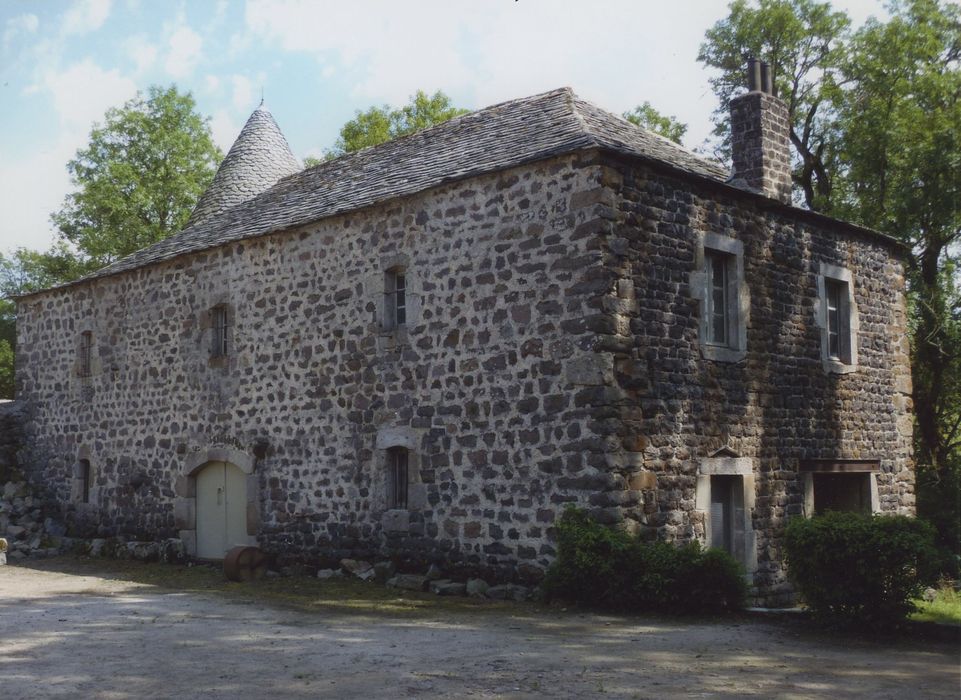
[60,88,727,290]
[186,104,301,227]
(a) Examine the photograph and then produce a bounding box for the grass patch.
[911,586,961,625]
[18,555,535,620]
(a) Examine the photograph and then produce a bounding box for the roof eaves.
[594,146,909,254]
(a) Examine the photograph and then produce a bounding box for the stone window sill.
[822,358,857,375]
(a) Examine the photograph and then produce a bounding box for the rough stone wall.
[0,400,24,482]
[14,149,913,599]
[16,152,621,581]
[594,155,913,604]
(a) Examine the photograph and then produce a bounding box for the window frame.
[211,304,230,358]
[384,267,407,331]
[705,250,734,347]
[78,331,93,378]
[815,263,858,374]
[801,459,879,516]
[692,233,748,363]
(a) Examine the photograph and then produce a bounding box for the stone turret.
[187,103,301,227]
[729,59,792,204]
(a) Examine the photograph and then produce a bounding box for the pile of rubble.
[318,558,535,601]
[0,480,66,562]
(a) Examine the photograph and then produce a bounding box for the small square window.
[813,472,871,514]
[387,447,408,509]
[384,268,406,330]
[211,305,229,357]
[78,331,93,377]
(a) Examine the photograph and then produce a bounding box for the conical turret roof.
[187,104,301,227]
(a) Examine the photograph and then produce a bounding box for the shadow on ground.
[0,557,957,699]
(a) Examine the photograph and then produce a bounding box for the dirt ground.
[0,558,957,699]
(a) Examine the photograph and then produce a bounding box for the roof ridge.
[24,87,757,298]
[302,86,580,175]
[566,89,603,149]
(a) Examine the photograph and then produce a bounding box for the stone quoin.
[13,77,913,605]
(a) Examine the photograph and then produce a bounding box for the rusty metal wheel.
[223,546,267,582]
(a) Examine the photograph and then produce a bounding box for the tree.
[698,0,849,210]
[700,0,961,558]
[311,90,468,163]
[52,85,222,269]
[623,102,688,144]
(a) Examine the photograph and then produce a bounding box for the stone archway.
[174,447,260,557]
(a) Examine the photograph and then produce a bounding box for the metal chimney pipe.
[747,58,761,92]
[760,62,773,94]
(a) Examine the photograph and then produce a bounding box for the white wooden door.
[196,461,248,559]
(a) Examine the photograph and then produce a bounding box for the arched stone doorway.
[175,447,259,558]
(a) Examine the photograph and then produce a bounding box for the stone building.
[15,73,913,603]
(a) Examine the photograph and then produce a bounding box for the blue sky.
[0,0,888,254]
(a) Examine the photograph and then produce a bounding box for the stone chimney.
[729,58,792,204]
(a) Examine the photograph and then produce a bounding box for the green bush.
[784,512,940,627]
[542,508,747,613]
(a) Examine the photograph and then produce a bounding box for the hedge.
[784,511,940,627]
[542,508,746,613]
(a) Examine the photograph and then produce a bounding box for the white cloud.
[61,0,112,36]
[3,13,39,47]
[204,74,222,94]
[242,0,725,144]
[0,140,73,251]
[164,25,203,78]
[0,60,138,252]
[122,34,158,74]
[42,59,138,134]
[209,110,241,152]
[231,75,254,111]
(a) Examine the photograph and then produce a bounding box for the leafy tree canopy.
[52,85,222,269]
[698,0,850,209]
[623,102,688,144]
[309,90,468,164]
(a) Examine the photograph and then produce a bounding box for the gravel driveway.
[0,558,957,699]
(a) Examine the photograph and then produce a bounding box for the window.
[816,263,858,373]
[693,234,748,362]
[705,251,733,346]
[801,459,878,516]
[825,279,850,362]
[387,447,408,509]
[813,473,871,514]
[80,459,91,504]
[78,331,93,377]
[384,268,407,329]
[211,305,229,357]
